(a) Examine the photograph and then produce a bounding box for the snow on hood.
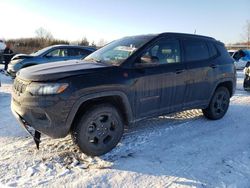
[11,54,34,61]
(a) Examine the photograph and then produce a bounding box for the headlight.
[11,59,23,65]
[26,83,69,95]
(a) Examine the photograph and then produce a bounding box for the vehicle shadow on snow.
[37,110,203,161]
[103,110,208,187]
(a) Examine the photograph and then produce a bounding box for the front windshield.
[84,35,156,66]
[31,46,51,56]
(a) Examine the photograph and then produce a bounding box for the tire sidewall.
[74,104,124,156]
[209,87,230,119]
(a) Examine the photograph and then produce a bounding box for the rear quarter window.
[207,42,218,58]
[183,40,210,61]
[216,43,230,57]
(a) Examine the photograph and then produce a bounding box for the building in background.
[226,44,249,50]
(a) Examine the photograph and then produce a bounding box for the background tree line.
[6,27,104,54]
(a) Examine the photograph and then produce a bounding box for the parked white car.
[228,49,237,56]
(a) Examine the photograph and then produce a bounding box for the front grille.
[13,78,29,94]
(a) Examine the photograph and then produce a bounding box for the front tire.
[71,104,124,156]
[202,86,230,120]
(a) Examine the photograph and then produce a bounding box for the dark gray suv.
[11,33,236,156]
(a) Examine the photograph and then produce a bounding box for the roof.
[45,44,96,51]
[159,32,216,41]
[124,32,217,42]
[228,49,237,52]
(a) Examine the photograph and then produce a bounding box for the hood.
[17,60,109,81]
[12,54,34,61]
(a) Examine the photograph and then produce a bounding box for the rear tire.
[202,86,230,120]
[71,104,124,156]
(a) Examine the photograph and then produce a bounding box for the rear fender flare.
[209,78,235,102]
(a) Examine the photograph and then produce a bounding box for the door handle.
[210,64,218,69]
[175,69,184,74]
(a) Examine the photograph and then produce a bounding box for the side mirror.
[141,54,159,64]
[45,55,52,58]
[135,55,159,68]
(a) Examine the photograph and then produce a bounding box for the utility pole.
[248,27,250,49]
[246,20,250,49]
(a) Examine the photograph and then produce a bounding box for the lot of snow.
[0,67,250,188]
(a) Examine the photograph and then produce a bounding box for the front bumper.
[11,87,74,138]
[11,106,41,148]
[7,64,17,77]
[7,69,16,77]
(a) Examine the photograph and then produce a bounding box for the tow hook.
[34,131,41,149]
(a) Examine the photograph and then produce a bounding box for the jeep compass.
[11,33,236,156]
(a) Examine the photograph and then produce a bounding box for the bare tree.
[90,41,96,47]
[35,27,53,42]
[241,20,250,47]
[79,37,89,46]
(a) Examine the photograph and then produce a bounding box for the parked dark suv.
[11,33,236,156]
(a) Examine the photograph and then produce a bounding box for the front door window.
[139,38,181,65]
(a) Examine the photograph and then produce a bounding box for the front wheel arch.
[66,91,133,133]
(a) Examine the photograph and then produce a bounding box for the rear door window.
[46,48,69,57]
[70,48,91,56]
[183,40,210,61]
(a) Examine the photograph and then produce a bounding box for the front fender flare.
[65,91,133,132]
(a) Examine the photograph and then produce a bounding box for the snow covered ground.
[0,67,250,188]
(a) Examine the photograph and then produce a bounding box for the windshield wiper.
[85,58,111,66]
[85,57,101,63]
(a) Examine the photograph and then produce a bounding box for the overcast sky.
[0,0,249,44]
